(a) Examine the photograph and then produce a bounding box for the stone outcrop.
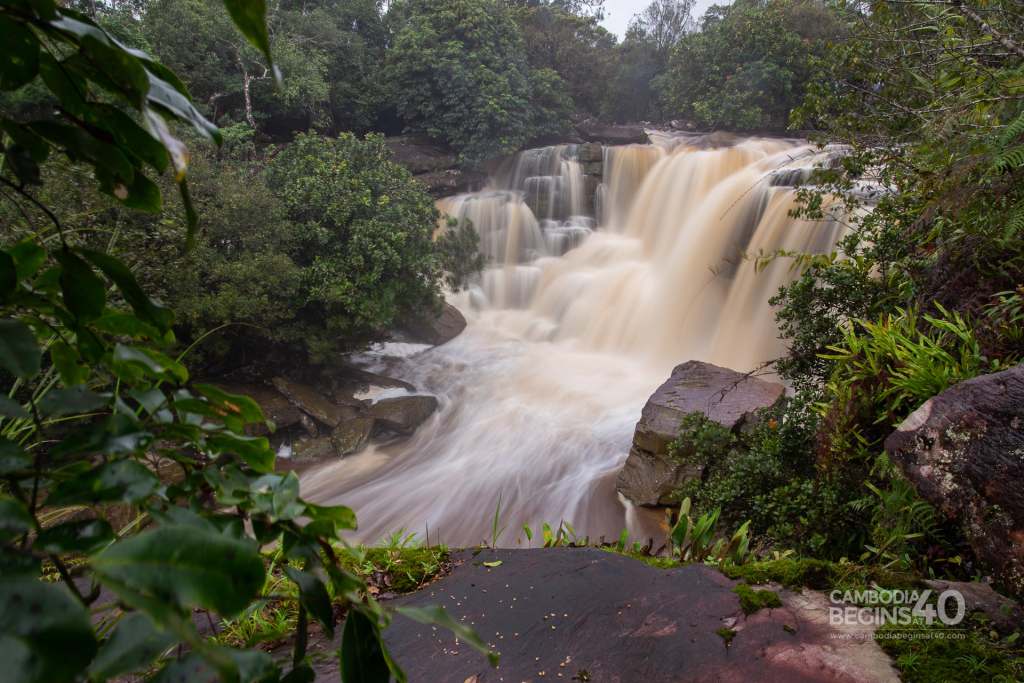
[370,395,438,436]
[616,361,786,507]
[219,370,437,463]
[400,302,467,346]
[575,120,650,145]
[370,548,900,683]
[885,364,1024,598]
[384,135,484,197]
[271,376,359,428]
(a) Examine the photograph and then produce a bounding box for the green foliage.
[143,0,388,136]
[384,0,571,164]
[668,497,752,564]
[878,622,1024,683]
[0,5,494,682]
[659,0,841,130]
[732,583,782,614]
[509,0,617,116]
[715,626,736,645]
[720,557,921,592]
[259,132,448,357]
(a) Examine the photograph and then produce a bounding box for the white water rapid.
[300,134,846,547]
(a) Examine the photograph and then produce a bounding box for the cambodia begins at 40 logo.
[828,588,966,628]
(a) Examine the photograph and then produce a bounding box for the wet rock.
[371,548,898,683]
[271,376,358,428]
[328,363,416,398]
[923,579,1024,633]
[369,395,438,435]
[292,416,375,460]
[616,361,786,507]
[576,142,603,163]
[400,302,467,346]
[885,364,1024,598]
[384,135,456,174]
[581,160,603,176]
[412,168,486,197]
[331,416,375,455]
[576,120,650,145]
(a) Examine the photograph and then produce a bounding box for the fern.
[993,112,1024,172]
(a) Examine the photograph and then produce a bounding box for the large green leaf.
[111,344,187,383]
[339,610,390,683]
[10,241,46,281]
[91,524,265,617]
[249,472,305,522]
[222,0,278,83]
[0,496,34,543]
[0,579,97,683]
[0,396,29,419]
[35,518,114,554]
[45,459,159,507]
[0,319,41,378]
[55,250,106,323]
[0,16,40,90]
[284,567,335,637]
[82,250,173,332]
[38,386,107,417]
[0,438,31,475]
[207,433,275,474]
[304,502,358,538]
[194,384,265,426]
[88,612,175,681]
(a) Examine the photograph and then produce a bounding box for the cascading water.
[300,134,846,546]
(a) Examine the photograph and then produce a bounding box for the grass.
[215,536,449,648]
[716,627,737,646]
[733,583,782,614]
[719,557,920,592]
[877,622,1024,683]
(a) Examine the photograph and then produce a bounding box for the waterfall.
[300,135,846,547]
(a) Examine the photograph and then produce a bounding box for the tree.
[508,0,617,116]
[658,0,841,130]
[143,0,389,136]
[0,2,494,681]
[627,0,694,62]
[385,0,570,163]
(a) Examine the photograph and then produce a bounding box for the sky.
[598,0,721,40]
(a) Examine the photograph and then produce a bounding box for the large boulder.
[271,376,360,428]
[575,120,650,145]
[885,364,1024,598]
[292,416,376,461]
[616,361,785,507]
[400,302,467,346]
[370,395,438,436]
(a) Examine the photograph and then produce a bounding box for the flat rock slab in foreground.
[378,548,897,683]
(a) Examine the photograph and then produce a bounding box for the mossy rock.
[721,558,920,592]
[733,583,783,614]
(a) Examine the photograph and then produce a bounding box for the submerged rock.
[885,364,1024,598]
[400,302,467,346]
[616,361,785,507]
[369,395,438,436]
